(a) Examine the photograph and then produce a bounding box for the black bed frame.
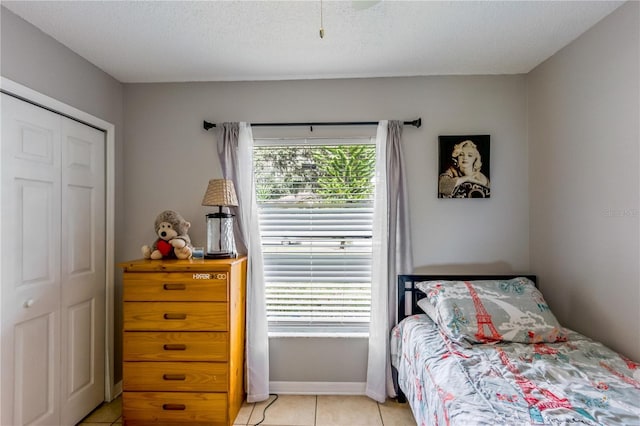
[393,274,537,402]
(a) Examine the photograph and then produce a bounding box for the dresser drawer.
[123,391,227,426]
[123,332,228,361]
[124,302,227,331]
[123,361,228,392]
[124,272,228,302]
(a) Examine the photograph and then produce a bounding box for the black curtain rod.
[203,118,421,131]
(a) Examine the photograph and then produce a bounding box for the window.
[254,138,376,336]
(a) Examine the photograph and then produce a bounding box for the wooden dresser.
[120,257,247,426]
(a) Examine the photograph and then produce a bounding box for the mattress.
[391,314,640,426]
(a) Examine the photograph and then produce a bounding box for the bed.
[391,274,640,426]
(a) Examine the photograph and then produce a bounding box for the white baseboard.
[110,380,123,401]
[269,381,366,395]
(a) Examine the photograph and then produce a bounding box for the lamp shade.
[202,179,238,207]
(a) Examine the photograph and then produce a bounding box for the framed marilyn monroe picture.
[438,135,490,198]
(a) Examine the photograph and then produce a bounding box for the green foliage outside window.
[311,145,375,202]
[254,144,375,203]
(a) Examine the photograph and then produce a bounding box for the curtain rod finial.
[203,121,216,131]
[402,118,422,128]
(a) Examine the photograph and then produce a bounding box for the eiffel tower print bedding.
[391,278,640,425]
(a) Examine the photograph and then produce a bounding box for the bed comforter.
[391,314,640,426]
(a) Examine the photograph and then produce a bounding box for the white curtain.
[217,122,270,403]
[366,120,413,402]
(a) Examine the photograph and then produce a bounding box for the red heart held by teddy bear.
[157,239,172,256]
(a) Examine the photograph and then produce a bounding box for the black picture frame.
[438,135,491,198]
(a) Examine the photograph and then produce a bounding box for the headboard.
[397,274,537,324]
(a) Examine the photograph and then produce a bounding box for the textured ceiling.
[2,1,624,83]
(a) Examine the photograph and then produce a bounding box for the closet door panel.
[19,179,56,285]
[60,118,106,426]
[13,312,58,426]
[1,94,62,426]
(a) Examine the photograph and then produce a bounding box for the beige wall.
[123,77,530,272]
[528,1,639,360]
[1,7,126,382]
[123,75,530,382]
[0,8,123,125]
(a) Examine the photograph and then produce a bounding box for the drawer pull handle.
[163,344,187,351]
[163,283,186,290]
[163,374,186,381]
[163,313,187,320]
[162,404,186,411]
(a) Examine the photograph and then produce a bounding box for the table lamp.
[201,179,238,258]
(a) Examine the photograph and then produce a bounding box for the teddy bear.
[141,210,193,260]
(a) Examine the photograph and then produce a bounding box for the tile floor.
[77,394,417,426]
[76,396,122,425]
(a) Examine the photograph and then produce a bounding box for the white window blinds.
[254,138,375,335]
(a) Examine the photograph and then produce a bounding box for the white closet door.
[1,94,63,426]
[60,118,106,425]
[1,93,106,426]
